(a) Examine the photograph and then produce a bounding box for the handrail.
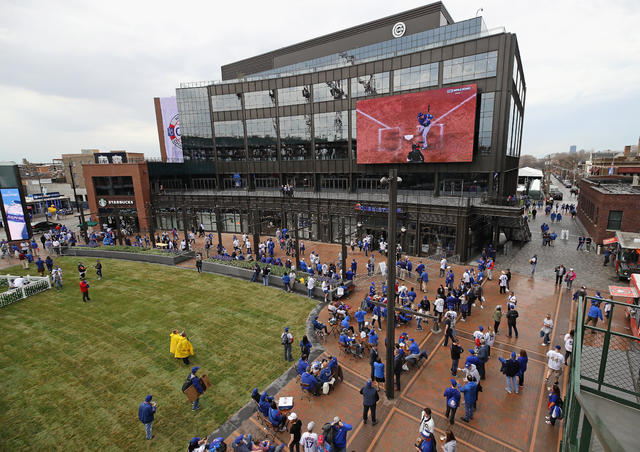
[562,295,636,451]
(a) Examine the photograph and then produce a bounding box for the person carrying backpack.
[281,327,293,362]
[546,384,563,425]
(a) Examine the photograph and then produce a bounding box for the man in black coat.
[369,346,379,381]
[360,381,380,425]
[394,348,405,391]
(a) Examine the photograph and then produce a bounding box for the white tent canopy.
[518,166,544,178]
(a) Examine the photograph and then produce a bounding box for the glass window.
[314,111,348,160]
[246,118,277,161]
[478,92,495,155]
[214,120,245,161]
[351,72,389,98]
[279,86,311,106]
[393,63,439,92]
[177,86,213,160]
[607,211,623,230]
[351,110,357,160]
[313,80,347,102]
[442,51,498,84]
[244,90,276,109]
[211,93,242,112]
[280,115,312,160]
[92,176,134,196]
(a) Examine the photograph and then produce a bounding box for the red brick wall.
[82,162,152,232]
[577,181,640,244]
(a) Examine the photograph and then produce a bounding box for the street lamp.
[381,169,401,399]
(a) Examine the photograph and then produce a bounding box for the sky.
[1,0,638,162]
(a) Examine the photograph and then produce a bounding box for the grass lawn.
[0,257,313,451]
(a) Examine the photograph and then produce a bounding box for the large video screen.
[356,84,477,164]
[1,188,29,241]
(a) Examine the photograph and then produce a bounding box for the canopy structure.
[518,166,544,178]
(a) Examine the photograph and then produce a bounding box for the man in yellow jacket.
[170,330,181,356]
[175,333,194,365]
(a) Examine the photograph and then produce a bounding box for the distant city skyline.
[1,0,639,161]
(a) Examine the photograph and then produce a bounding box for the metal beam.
[385,169,398,399]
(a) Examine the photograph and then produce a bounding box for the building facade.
[577,177,640,245]
[83,162,152,232]
[150,2,528,260]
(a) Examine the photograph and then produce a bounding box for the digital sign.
[1,188,29,240]
[356,84,478,164]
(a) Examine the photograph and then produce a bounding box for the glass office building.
[153,2,529,260]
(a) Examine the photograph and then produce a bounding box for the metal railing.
[562,296,640,451]
[0,275,52,308]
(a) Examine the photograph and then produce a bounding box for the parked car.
[549,190,563,200]
[31,221,62,233]
[563,180,572,188]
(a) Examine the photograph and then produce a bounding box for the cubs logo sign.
[98,198,107,208]
[167,114,181,149]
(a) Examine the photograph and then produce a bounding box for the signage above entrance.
[98,198,135,207]
[355,203,402,213]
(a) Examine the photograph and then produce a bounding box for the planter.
[61,247,194,265]
[201,261,330,299]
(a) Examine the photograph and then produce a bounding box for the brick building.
[83,162,152,232]
[577,176,640,245]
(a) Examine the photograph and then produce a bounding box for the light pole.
[341,217,347,278]
[382,169,400,399]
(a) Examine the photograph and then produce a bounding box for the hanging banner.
[159,97,183,162]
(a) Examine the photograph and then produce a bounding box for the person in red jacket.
[79,279,91,302]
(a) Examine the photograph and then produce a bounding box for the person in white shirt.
[499,272,508,294]
[545,345,565,389]
[440,258,447,277]
[463,270,470,285]
[563,330,574,366]
[419,407,435,435]
[540,314,553,346]
[306,276,315,298]
[507,292,517,309]
[473,326,485,342]
[299,421,318,452]
[434,297,445,322]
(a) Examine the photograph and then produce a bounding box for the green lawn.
[0,257,312,451]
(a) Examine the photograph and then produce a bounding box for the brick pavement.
[221,261,576,452]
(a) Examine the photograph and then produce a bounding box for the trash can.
[597,245,602,255]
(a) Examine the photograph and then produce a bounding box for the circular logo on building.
[167,114,182,149]
[98,198,107,208]
[392,22,406,38]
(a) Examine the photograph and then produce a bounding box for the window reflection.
[279,86,311,106]
[313,80,347,102]
[246,118,277,161]
[478,92,494,155]
[215,120,245,161]
[280,115,312,160]
[351,73,389,98]
[314,111,348,160]
[211,93,242,112]
[393,63,439,92]
[442,51,498,84]
[177,86,213,160]
[244,90,276,109]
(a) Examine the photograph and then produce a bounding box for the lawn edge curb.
[206,298,328,442]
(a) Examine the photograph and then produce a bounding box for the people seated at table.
[257,391,273,417]
[268,400,287,431]
[327,355,344,382]
[340,315,355,335]
[339,329,364,357]
[406,338,429,366]
[301,370,321,396]
[297,355,310,375]
[311,316,329,334]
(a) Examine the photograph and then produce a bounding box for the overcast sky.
[1,0,638,162]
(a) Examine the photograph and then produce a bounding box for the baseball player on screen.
[417,107,434,150]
